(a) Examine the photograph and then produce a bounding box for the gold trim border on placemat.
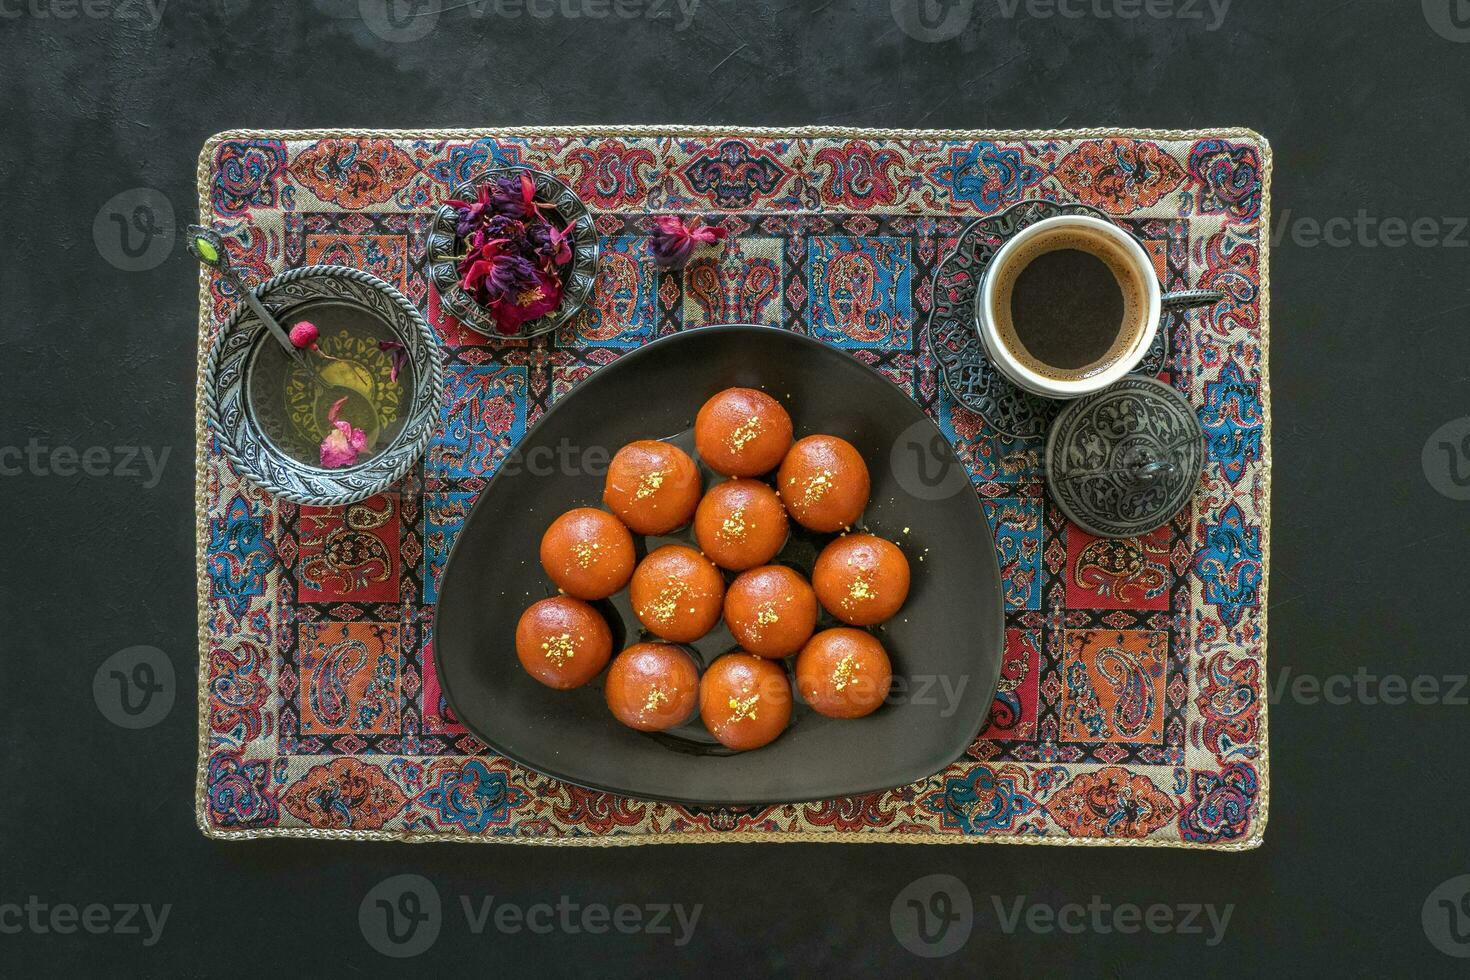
[194,126,1272,849]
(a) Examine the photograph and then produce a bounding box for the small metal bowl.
[424,166,598,340]
[205,265,444,507]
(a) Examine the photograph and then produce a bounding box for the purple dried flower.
[446,171,571,334]
[650,215,727,269]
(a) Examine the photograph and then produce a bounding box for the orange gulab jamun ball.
[812,533,911,626]
[694,387,793,477]
[604,642,701,732]
[699,652,793,750]
[603,440,702,535]
[539,507,636,600]
[795,627,893,719]
[777,435,871,532]
[693,479,790,571]
[723,565,818,659]
[629,544,725,643]
[515,596,613,690]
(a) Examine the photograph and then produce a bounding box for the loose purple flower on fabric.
[649,215,727,269]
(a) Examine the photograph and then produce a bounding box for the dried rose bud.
[289,320,319,349]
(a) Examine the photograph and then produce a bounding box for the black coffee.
[1011,248,1123,369]
[991,230,1147,382]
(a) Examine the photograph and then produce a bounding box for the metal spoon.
[186,225,315,373]
[188,224,380,453]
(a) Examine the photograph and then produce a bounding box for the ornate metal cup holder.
[924,200,1220,440]
[925,201,1222,536]
[204,265,444,507]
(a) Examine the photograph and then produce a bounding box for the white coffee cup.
[975,214,1210,400]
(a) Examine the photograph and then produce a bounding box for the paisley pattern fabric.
[197,129,1270,848]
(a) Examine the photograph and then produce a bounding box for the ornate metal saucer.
[205,264,444,507]
[1043,376,1205,539]
[925,200,1218,440]
[424,166,598,340]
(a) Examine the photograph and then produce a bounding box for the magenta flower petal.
[378,340,409,383]
[320,396,369,468]
[546,222,575,266]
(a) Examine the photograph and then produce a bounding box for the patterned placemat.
[194,126,1271,849]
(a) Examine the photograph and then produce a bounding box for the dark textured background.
[4,1,1470,975]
